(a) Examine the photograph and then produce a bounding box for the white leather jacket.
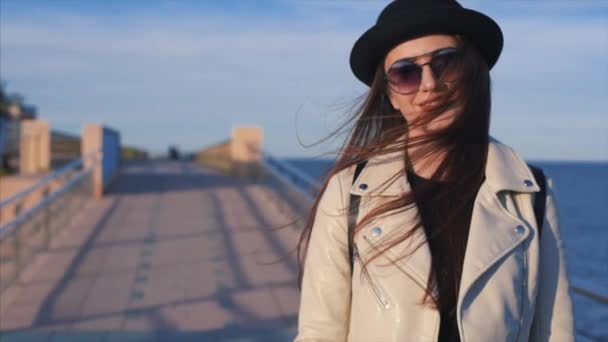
[295,139,575,342]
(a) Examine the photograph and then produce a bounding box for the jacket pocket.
[354,242,391,310]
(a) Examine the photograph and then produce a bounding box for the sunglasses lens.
[386,48,461,94]
[387,62,421,94]
[431,50,460,82]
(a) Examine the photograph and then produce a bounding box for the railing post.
[67,183,74,226]
[14,202,21,222]
[12,221,21,283]
[42,188,51,248]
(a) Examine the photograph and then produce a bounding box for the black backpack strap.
[528,164,547,237]
[348,161,367,274]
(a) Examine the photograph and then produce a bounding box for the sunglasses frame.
[385,47,462,95]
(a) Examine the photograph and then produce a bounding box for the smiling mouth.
[418,99,442,110]
[422,99,440,106]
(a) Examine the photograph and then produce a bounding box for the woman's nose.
[418,64,438,92]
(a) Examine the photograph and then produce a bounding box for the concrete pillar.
[19,120,50,174]
[81,124,104,198]
[230,126,263,178]
[81,124,121,198]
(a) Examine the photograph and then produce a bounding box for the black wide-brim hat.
[350,0,503,86]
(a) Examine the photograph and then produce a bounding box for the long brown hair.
[297,35,492,309]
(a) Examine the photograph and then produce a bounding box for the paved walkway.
[0,161,303,341]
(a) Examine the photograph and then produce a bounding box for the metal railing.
[261,151,321,201]
[0,151,100,291]
[572,286,608,305]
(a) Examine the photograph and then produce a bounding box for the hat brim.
[350,8,503,86]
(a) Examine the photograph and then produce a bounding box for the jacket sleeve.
[531,176,576,341]
[295,175,352,342]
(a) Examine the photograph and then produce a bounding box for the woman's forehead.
[384,34,459,69]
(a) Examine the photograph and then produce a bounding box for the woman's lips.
[418,98,442,111]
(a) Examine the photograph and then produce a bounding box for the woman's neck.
[410,151,446,179]
[405,132,449,179]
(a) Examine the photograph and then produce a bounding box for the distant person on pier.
[168,145,180,160]
[295,1,575,341]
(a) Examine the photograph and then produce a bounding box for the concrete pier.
[0,161,302,342]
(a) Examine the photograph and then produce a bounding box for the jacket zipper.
[354,241,391,310]
[515,243,528,341]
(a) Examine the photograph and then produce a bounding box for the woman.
[295,1,575,341]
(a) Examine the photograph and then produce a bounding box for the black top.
[406,170,477,342]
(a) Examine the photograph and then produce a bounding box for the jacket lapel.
[350,147,431,288]
[348,138,542,296]
[457,139,541,306]
[349,147,433,290]
[457,183,531,305]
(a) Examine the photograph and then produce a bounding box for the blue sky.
[1,0,607,160]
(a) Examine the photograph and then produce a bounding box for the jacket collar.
[349,137,540,197]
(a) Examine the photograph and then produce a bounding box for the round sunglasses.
[385,47,462,95]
